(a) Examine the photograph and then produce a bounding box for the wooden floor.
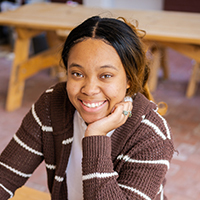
[0,45,200,200]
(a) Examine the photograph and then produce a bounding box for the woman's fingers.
[114,101,132,119]
[118,101,132,123]
[85,101,133,137]
[107,101,133,125]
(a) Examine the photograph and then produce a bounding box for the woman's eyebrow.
[100,65,119,71]
[68,63,83,69]
[69,63,119,71]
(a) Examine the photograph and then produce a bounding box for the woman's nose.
[81,78,100,96]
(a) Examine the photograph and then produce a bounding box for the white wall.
[83,0,164,10]
[83,0,114,8]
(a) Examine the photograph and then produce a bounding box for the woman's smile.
[80,100,107,109]
[66,38,130,124]
[78,99,108,115]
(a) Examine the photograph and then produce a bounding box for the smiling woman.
[66,38,129,125]
[0,16,174,200]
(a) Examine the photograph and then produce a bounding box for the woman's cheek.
[67,81,78,94]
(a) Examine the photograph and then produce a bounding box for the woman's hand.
[85,101,133,137]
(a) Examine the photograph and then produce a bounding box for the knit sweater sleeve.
[0,89,52,199]
[82,136,123,199]
[81,108,174,200]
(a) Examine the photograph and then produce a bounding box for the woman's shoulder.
[35,82,67,106]
[44,81,67,98]
[129,92,157,125]
[31,81,75,132]
[129,92,173,144]
[132,92,167,123]
[122,93,174,161]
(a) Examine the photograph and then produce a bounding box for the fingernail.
[124,96,133,102]
[111,106,115,113]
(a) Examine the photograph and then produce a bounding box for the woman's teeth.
[82,101,105,108]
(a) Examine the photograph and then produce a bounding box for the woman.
[0,16,174,199]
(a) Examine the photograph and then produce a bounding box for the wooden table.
[10,186,50,200]
[0,3,199,111]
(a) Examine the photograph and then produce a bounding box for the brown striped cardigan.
[0,82,174,200]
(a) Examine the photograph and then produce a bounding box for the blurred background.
[0,0,200,199]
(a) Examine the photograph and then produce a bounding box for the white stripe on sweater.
[157,184,163,195]
[45,88,54,93]
[62,137,73,145]
[32,104,53,132]
[42,126,53,132]
[0,183,13,198]
[46,164,56,170]
[55,175,64,182]
[118,183,151,200]
[160,187,164,200]
[153,109,171,139]
[141,115,167,140]
[157,184,164,200]
[0,162,32,178]
[82,171,118,181]
[117,154,170,169]
[13,134,43,156]
[32,104,42,127]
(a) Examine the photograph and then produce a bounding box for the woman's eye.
[72,72,83,78]
[101,74,112,79]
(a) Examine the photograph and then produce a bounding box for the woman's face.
[66,38,130,124]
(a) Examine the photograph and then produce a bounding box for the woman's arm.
[0,91,51,199]
[81,109,174,199]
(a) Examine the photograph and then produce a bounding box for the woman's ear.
[126,80,130,89]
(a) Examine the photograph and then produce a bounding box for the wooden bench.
[11,186,50,200]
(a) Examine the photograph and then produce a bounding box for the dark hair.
[61,16,151,99]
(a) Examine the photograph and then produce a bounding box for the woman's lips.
[79,99,107,112]
[82,100,105,108]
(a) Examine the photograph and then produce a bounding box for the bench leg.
[46,31,67,82]
[6,37,30,111]
[160,47,169,80]
[186,62,200,98]
[148,47,161,92]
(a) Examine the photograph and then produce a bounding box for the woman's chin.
[84,118,100,125]
[82,114,105,125]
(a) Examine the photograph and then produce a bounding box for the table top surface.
[11,186,50,200]
[0,2,200,44]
